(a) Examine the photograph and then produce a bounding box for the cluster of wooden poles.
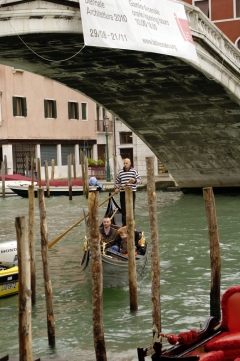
[1,150,90,200]
[13,157,221,361]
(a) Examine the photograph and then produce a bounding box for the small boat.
[7,179,100,197]
[0,266,18,298]
[137,285,240,361]
[80,195,148,288]
[8,184,84,198]
[0,174,37,196]
[0,241,18,297]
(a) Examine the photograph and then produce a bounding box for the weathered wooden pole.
[44,160,50,198]
[80,150,86,196]
[15,216,33,361]
[73,155,76,180]
[146,157,161,333]
[28,185,36,305]
[68,154,72,200]
[25,154,29,177]
[125,186,138,311]
[37,157,41,187]
[38,188,56,347]
[1,161,5,198]
[4,154,7,175]
[31,158,34,186]
[84,154,89,198]
[88,191,107,361]
[203,187,221,320]
[51,159,55,181]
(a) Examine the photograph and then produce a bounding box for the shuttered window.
[61,146,75,166]
[44,99,57,118]
[68,102,79,120]
[12,96,27,117]
[81,102,88,120]
[40,145,57,166]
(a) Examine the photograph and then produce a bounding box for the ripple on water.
[1,191,240,360]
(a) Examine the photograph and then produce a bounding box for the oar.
[48,181,131,249]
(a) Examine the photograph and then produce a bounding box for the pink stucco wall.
[0,65,96,140]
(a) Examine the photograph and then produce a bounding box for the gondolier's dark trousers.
[120,190,136,226]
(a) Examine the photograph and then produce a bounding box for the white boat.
[0,241,18,269]
[0,180,36,195]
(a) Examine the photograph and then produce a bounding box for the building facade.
[0,64,98,178]
[183,0,240,48]
[0,65,160,179]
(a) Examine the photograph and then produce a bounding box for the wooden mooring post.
[80,150,86,196]
[38,188,56,347]
[73,155,76,180]
[1,160,5,198]
[37,158,41,187]
[44,160,50,198]
[88,191,107,361]
[84,154,89,198]
[68,154,72,200]
[125,186,138,311]
[28,185,36,305]
[51,159,55,181]
[15,216,33,361]
[203,187,221,320]
[31,158,35,186]
[146,157,161,333]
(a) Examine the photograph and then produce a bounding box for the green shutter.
[44,99,48,118]
[53,100,57,119]
[12,96,17,116]
[76,103,79,120]
[68,102,71,119]
[22,97,27,117]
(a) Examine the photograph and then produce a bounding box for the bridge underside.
[0,32,240,189]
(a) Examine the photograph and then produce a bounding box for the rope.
[8,19,86,63]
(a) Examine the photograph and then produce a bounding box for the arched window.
[236,38,240,50]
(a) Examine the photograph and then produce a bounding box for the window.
[44,99,57,118]
[194,0,209,17]
[236,0,240,17]
[68,101,79,120]
[237,38,240,49]
[81,102,87,120]
[12,96,27,117]
[119,132,133,144]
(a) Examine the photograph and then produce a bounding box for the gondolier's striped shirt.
[115,167,141,192]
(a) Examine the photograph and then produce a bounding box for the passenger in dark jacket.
[99,217,118,249]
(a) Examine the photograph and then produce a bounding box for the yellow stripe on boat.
[0,266,19,297]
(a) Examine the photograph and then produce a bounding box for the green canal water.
[0,190,240,360]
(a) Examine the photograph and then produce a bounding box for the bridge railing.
[184,3,240,70]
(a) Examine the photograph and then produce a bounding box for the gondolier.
[115,158,141,226]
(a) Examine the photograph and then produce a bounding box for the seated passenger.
[99,216,118,249]
[111,227,128,254]
[111,227,140,253]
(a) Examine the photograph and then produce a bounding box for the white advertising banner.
[79,0,199,63]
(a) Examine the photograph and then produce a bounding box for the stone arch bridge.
[0,0,240,190]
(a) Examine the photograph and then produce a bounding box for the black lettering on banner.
[114,14,128,22]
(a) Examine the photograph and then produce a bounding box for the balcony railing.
[95,119,113,132]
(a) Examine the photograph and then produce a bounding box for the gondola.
[137,285,240,361]
[80,195,148,288]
